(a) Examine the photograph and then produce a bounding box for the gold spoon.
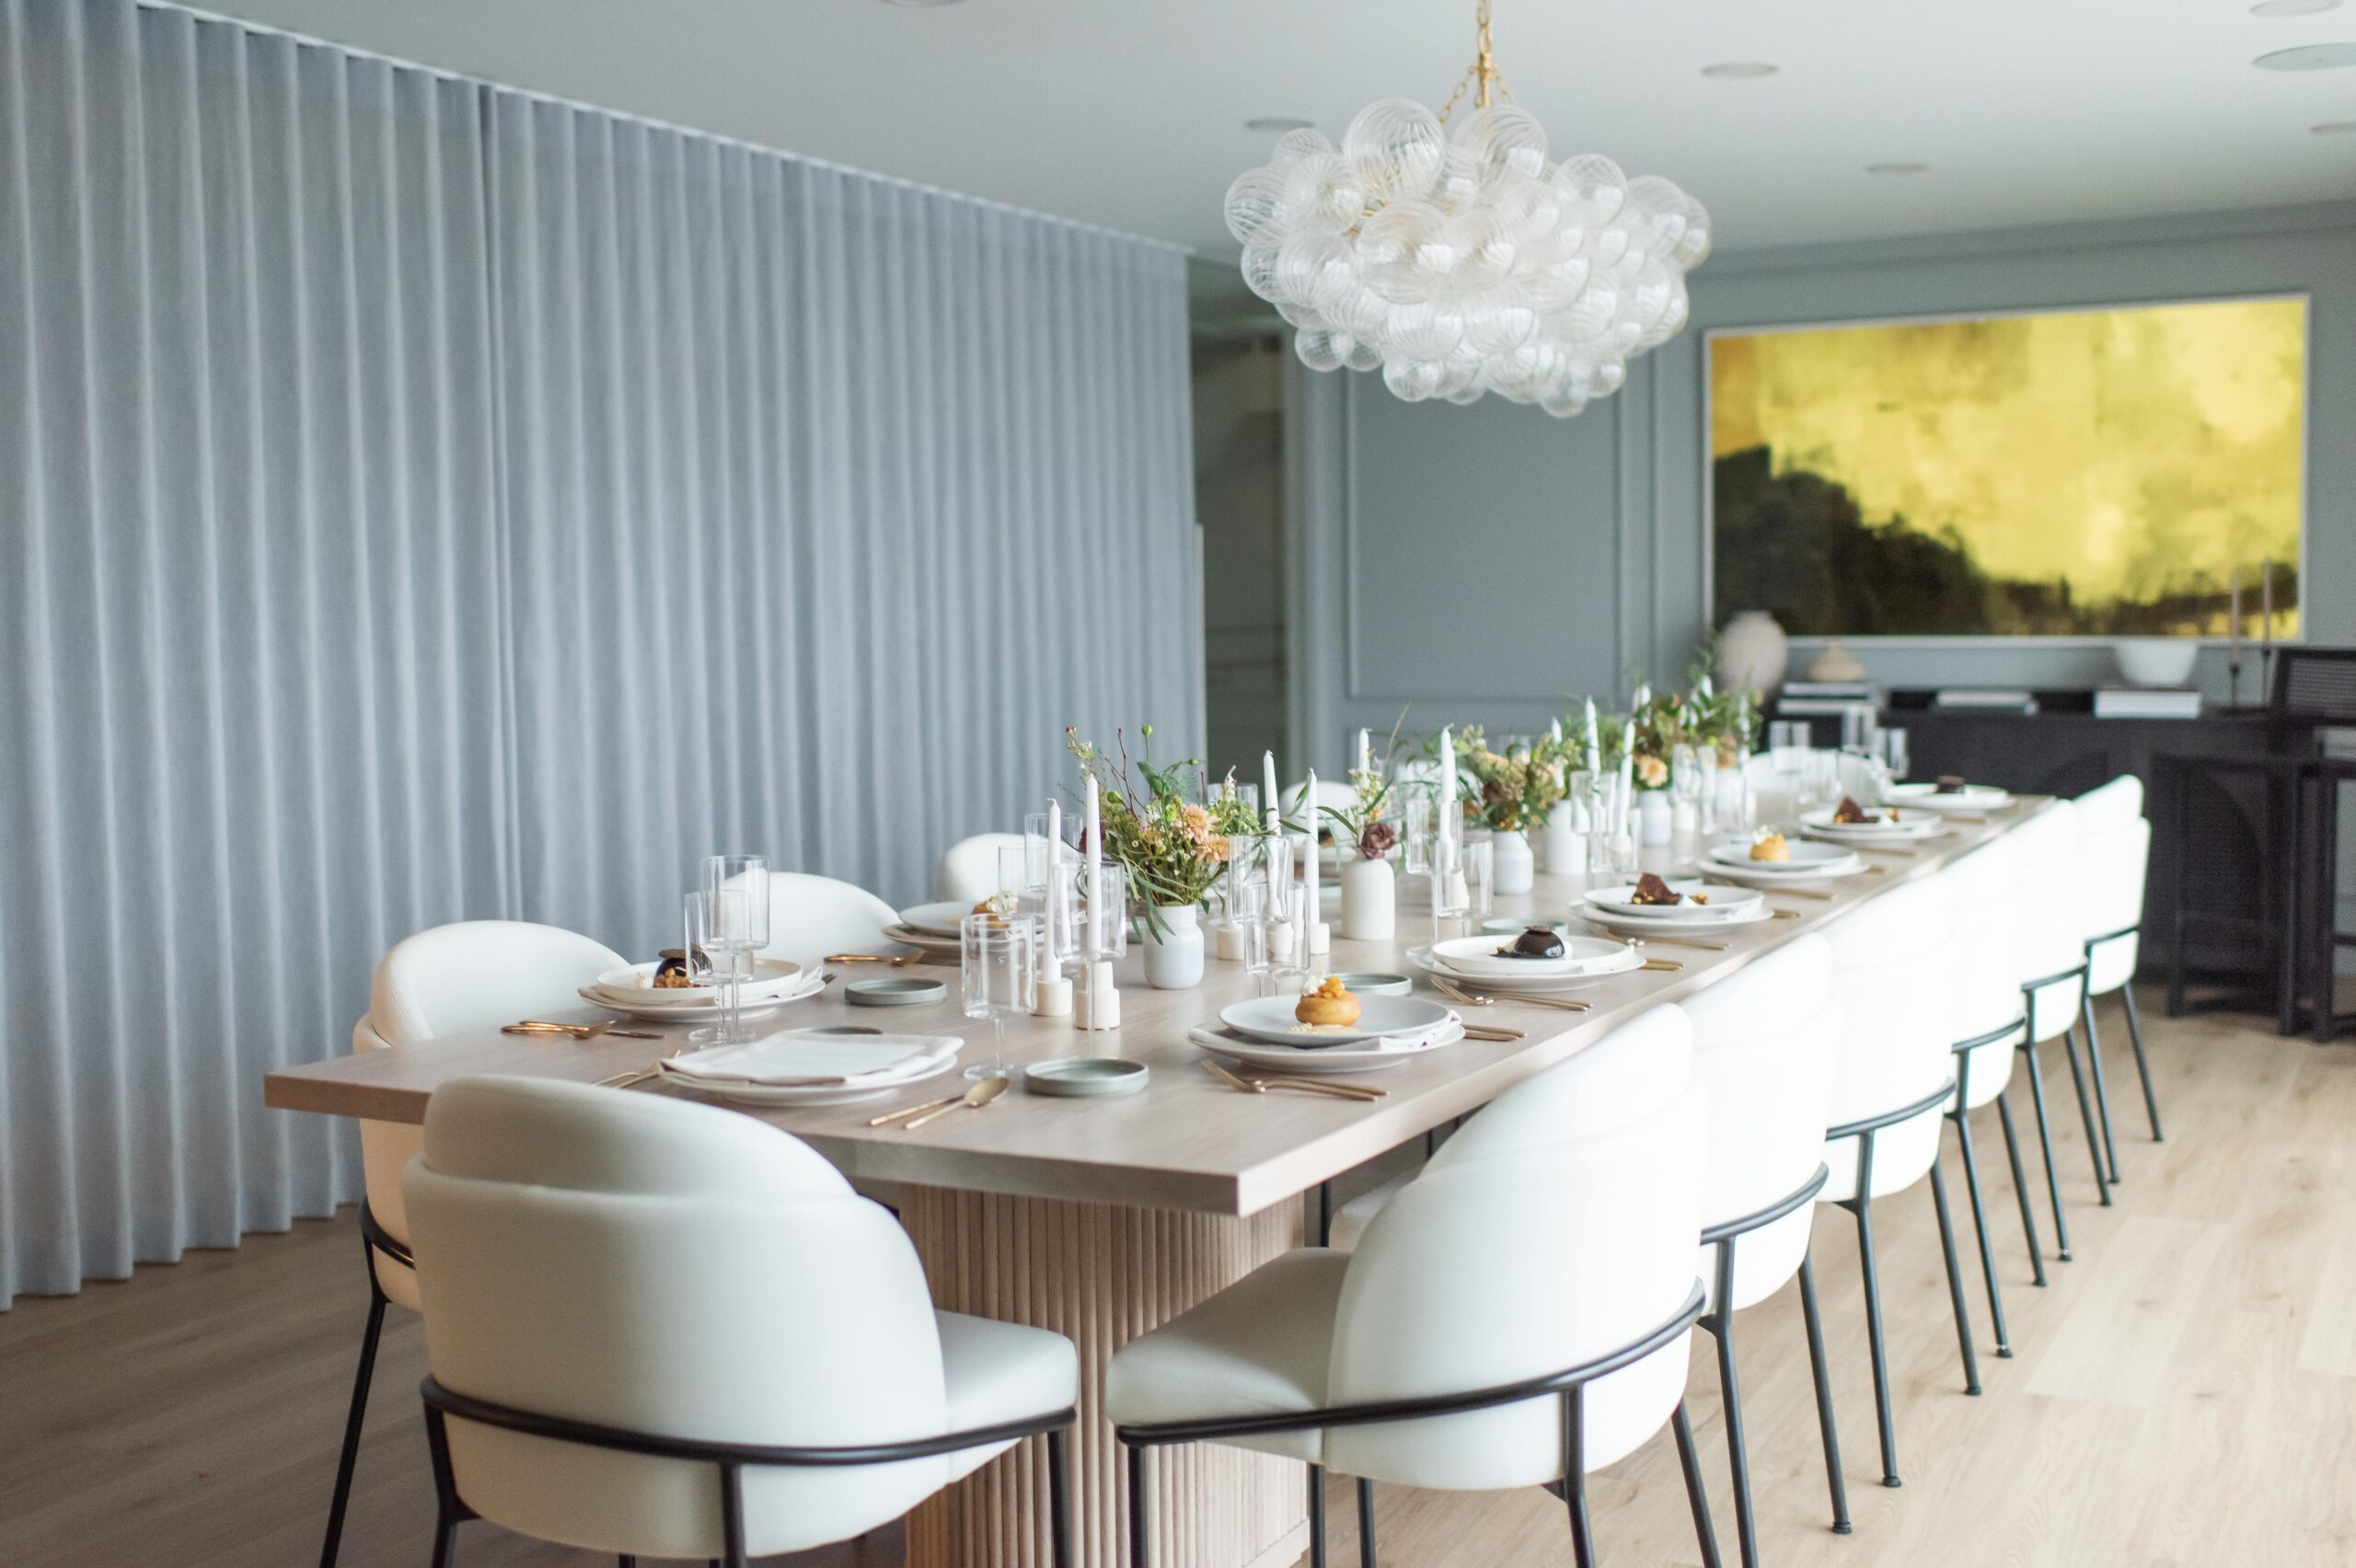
[902,1075,1010,1129]
[1203,1060,1380,1102]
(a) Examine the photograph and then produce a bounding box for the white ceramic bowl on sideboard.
[2113,638,2199,687]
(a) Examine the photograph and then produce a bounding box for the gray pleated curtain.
[0,0,1199,1305]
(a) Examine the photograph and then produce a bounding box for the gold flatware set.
[1202,1060,1386,1102]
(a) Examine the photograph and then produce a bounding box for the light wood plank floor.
[4,991,2352,1567]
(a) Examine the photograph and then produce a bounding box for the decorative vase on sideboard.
[1716,610,1789,695]
[1142,905,1204,990]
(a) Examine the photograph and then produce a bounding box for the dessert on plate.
[1750,832,1792,863]
[1295,976,1360,1028]
[1629,871,1706,906]
[1494,926,1567,958]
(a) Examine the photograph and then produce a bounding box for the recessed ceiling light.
[2254,40,2356,68]
[1244,117,1317,133]
[2251,0,2340,15]
[2316,119,2356,131]
[1865,162,1929,175]
[1701,62,1779,80]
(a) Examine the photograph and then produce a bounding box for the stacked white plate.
[581,959,819,1022]
[897,901,977,938]
[1189,1013,1464,1075]
[1406,932,1643,992]
[1884,781,2013,813]
[1704,840,1866,883]
[1796,805,1946,848]
[1582,881,1773,935]
[658,1030,962,1106]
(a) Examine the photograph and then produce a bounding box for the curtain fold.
[0,0,1198,1305]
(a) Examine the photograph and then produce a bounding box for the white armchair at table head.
[754,870,897,967]
[404,1075,1077,1566]
[937,832,1025,905]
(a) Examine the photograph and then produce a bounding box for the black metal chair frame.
[1944,1016,2044,1353]
[1824,1077,1978,1492]
[2015,961,2110,1267]
[418,1376,1078,1568]
[320,1201,410,1568]
[2082,923,2165,1158]
[1695,1163,1847,1568]
[1114,1285,1721,1568]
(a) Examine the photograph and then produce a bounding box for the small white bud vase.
[1338,853,1395,942]
[1540,811,1577,872]
[1490,828,1534,894]
[1142,905,1205,990]
[1638,792,1674,846]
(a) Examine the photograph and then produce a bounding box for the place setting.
[1579,872,1774,937]
[1700,829,1869,887]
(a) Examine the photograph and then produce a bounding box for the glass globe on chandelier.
[1225,0,1710,418]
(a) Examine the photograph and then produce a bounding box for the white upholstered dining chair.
[322,921,628,1568]
[1108,1008,1722,1568]
[403,1075,1078,1568]
[1679,935,1850,1567]
[752,870,898,967]
[936,831,1025,905]
[1815,873,1981,1489]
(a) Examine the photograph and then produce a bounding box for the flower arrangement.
[1065,727,1229,936]
[1205,771,1263,841]
[1320,729,1403,860]
[1456,726,1565,833]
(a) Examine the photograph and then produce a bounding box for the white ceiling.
[194,1,2356,255]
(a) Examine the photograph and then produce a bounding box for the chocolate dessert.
[1494,926,1567,959]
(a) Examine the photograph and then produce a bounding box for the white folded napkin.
[662,1032,962,1087]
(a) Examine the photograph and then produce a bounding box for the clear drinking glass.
[1402,786,1434,876]
[702,854,768,1044]
[1877,727,1911,782]
[961,911,1039,1081]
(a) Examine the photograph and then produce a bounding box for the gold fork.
[1431,974,1589,1013]
[1203,1060,1382,1102]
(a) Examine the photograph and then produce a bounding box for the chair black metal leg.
[1130,1446,1151,1568]
[1949,1109,2012,1355]
[1704,1240,1760,1568]
[320,1286,387,1568]
[2019,1041,2073,1261]
[1844,1132,1901,1487]
[618,1557,636,1567]
[429,1511,458,1568]
[1047,1428,1073,1568]
[1318,1182,1334,1247]
[1357,1478,1377,1568]
[2121,986,2164,1141]
[2059,1027,2112,1206]
[2079,993,2123,1185]
[1994,1091,2048,1286]
[1796,1252,1851,1534]
[1310,1450,1328,1562]
[422,1405,465,1568]
[1562,1385,1596,1568]
[1928,1161,1981,1395]
[718,1463,748,1568]
[1672,1401,1725,1568]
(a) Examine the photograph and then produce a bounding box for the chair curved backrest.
[2080,814,2151,997]
[1818,874,1957,1200]
[1937,835,2027,1107]
[1325,1008,1703,1490]
[1426,1003,1693,1170]
[756,871,898,966]
[1678,935,1840,1312]
[355,921,629,1295]
[2073,774,2144,833]
[935,833,1024,905]
[2006,799,2086,1041]
[404,1076,953,1560]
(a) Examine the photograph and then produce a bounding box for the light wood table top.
[264,800,2048,1216]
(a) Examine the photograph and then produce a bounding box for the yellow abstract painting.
[1709,297,2305,638]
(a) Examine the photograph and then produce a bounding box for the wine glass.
[703,855,768,1044]
[961,911,1039,1081]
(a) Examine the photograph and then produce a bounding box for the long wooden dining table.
[264,801,2047,1568]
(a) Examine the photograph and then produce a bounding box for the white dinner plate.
[1884,782,2014,813]
[1429,933,1623,979]
[657,1041,958,1107]
[1584,882,1764,919]
[899,900,983,938]
[582,983,816,1024]
[1797,806,1940,837]
[1218,994,1453,1047]
[1707,840,1864,875]
[1406,942,1643,992]
[592,958,803,1002]
[1189,1019,1463,1075]
[1585,903,1776,937]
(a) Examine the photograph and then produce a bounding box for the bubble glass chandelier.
[1224,0,1710,418]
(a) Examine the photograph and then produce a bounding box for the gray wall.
[1291,201,2356,774]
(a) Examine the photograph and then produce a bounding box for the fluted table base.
[899,1187,1309,1568]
